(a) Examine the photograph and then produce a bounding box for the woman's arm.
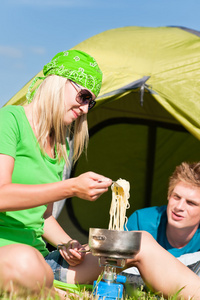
[0,154,112,211]
[43,203,72,246]
[43,203,86,266]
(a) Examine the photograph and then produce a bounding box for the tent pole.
[144,125,157,207]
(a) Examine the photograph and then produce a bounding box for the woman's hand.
[57,240,86,266]
[71,171,112,201]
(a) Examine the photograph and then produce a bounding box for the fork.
[98,179,121,188]
[112,181,122,188]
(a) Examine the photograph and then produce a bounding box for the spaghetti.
[108,178,130,231]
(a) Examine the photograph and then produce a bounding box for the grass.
[0,275,184,300]
[0,284,184,300]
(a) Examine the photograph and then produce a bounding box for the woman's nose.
[80,103,89,114]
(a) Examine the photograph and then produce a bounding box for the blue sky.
[1,0,200,107]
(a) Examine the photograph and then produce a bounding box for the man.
[123,162,200,283]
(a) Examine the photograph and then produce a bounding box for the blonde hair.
[168,162,200,197]
[31,75,89,166]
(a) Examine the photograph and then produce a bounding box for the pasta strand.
[108,178,130,231]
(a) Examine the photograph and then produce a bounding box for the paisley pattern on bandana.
[26,50,103,102]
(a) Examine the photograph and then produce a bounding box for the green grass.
[0,284,183,300]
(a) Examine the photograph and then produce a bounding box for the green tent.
[5,26,200,243]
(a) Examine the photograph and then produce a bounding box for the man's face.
[167,181,200,230]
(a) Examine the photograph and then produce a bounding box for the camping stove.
[93,256,127,300]
[89,228,141,300]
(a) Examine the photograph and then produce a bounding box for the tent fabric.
[4,26,200,243]
[6,26,200,138]
[70,26,200,139]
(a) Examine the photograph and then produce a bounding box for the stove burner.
[93,258,127,300]
[89,228,141,300]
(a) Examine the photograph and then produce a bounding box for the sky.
[1,0,200,108]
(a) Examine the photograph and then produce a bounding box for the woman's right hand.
[71,171,112,201]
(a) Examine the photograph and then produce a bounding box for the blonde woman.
[0,50,112,292]
[1,50,199,300]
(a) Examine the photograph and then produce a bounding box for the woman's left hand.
[58,240,86,266]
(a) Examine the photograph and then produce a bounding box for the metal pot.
[88,228,141,259]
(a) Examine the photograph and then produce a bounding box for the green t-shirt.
[0,105,65,256]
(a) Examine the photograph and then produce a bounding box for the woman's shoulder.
[0,105,24,114]
[0,105,25,121]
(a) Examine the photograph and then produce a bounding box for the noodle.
[108,178,130,231]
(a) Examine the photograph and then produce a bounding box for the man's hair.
[168,162,200,197]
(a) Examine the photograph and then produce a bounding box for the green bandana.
[26,50,103,102]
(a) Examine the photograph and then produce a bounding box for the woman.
[0,50,112,292]
[1,50,200,299]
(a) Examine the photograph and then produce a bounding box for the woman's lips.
[72,110,79,118]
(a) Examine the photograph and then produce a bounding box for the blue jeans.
[45,250,69,282]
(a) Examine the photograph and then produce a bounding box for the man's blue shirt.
[126,205,200,257]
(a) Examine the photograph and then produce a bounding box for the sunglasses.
[69,80,96,110]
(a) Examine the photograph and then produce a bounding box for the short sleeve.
[125,211,140,231]
[0,107,20,158]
